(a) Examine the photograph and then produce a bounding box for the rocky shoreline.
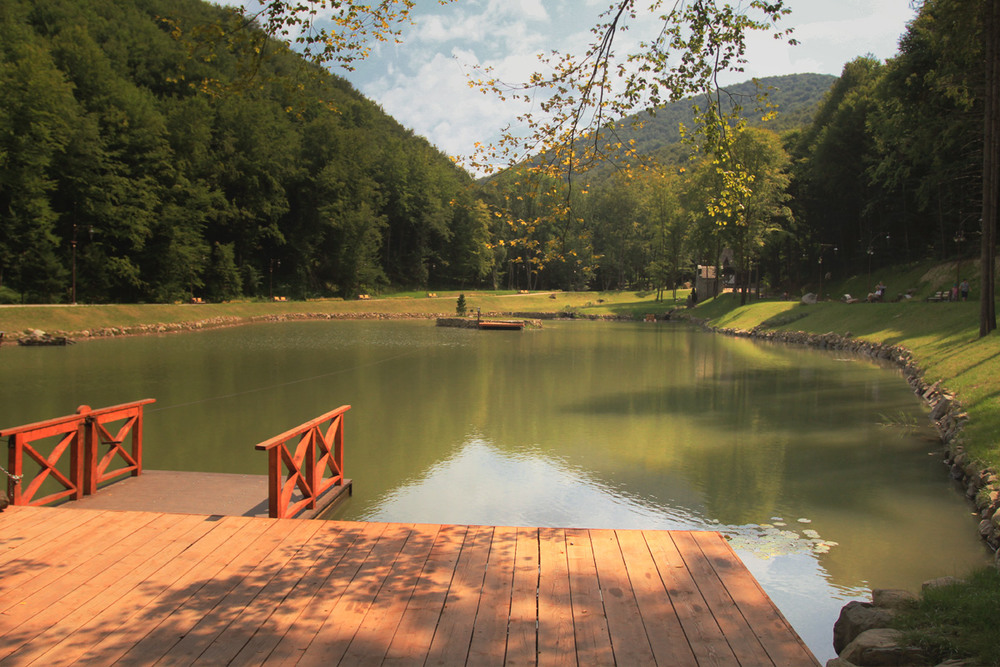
[0,309,640,346]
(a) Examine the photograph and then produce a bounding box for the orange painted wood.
[255,405,351,519]
[0,507,821,666]
[674,531,776,665]
[159,518,325,665]
[536,527,576,667]
[1,400,154,505]
[1,512,204,664]
[564,528,615,666]
[190,519,327,665]
[0,511,160,627]
[0,505,106,566]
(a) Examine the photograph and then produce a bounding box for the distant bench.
[925,291,950,302]
[271,296,287,302]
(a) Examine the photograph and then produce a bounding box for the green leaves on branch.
[468,0,795,180]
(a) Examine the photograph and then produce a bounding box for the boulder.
[833,601,896,654]
[840,628,933,666]
[801,292,818,305]
[871,589,918,609]
[923,576,963,591]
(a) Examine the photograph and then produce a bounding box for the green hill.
[0,0,484,304]
[576,73,836,182]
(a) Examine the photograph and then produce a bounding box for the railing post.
[335,415,344,482]
[267,447,281,519]
[7,434,22,506]
[78,405,98,496]
[133,405,144,478]
[306,428,317,512]
[71,417,85,500]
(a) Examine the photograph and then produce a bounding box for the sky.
[230,1,920,170]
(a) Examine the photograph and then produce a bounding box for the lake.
[0,318,989,660]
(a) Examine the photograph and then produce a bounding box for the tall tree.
[982,0,998,335]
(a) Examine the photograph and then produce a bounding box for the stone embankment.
[2,312,447,344]
[1,310,642,346]
[830,583,973,666]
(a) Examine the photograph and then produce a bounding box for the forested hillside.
[789,0,984,283]
[1,0,986,304]
[0,0,488,303]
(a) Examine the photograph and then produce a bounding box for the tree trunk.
[981,0,999,336]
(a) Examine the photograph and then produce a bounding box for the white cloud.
[214,0,919,172]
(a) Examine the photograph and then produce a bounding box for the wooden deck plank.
[112,517,302,666]
[643,530,740,666]
[74,515,269,665]
[227,521,373,667]
[615,529,700,667]
[5,513,215,667]
[691,531,821,666]
[674,531,773,665]
[159,518,325,665]
[192,520,343,665]
[0,510,158,620]
[0,507,110,572]
[261,521,390,666]
[339,524,443,667]
[506,526,541,666]
[423,524,494,667]
[294,523,414,666]
[537,527,576,667]
[382,524,467,667]
[564,528,615,667]
[588,528,657,665]
[0,511,181,659]
[0,506,820,667]
[467,524,518,667]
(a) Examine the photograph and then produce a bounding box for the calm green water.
[0,319,989,659]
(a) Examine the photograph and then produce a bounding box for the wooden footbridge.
[0,403,819,666]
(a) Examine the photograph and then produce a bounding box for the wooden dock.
[0,505,818,666]
[64,470,353,519]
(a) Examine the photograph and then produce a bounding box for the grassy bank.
[692,293,1000,469]
[0,289,685,334]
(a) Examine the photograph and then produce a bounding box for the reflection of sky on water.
[356,435,865,662]
[358,436,711,529]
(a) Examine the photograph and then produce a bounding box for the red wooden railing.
[1,399,155,507]
[254,405,350,519]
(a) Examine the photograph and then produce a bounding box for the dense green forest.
[0,0,490,303]
[0,0,987,303]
